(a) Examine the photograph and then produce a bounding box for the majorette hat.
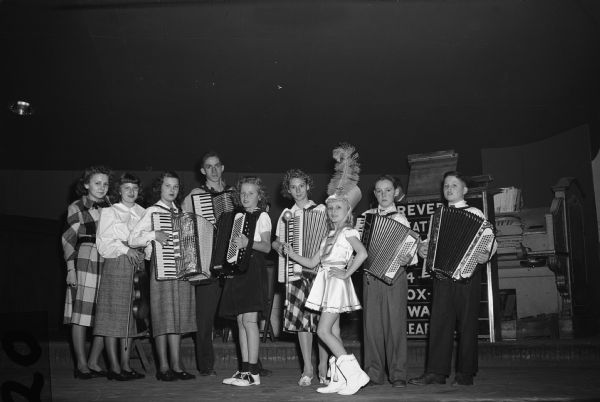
[325,142,362,210]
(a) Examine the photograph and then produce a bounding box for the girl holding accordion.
[220,176,272,387]
[283,143,370,396]
[272,169,329,387]
[128,171,197,382]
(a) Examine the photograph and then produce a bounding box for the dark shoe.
[89,368,107,378]
[73,368,94,380]
[156,369,177,381]
[199,369,217,376]
[107,370,131,381]
[452,373,473,386]
[173,370,196,380]
[392,380,407,388]
[259,367,272,377]
[408,373,446,385]
[122,370,145,380]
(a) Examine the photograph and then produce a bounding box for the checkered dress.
[62,197,104,327]
[283,274,320,333]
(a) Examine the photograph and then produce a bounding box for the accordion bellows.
[278,208,329,283]
[424,206,495,280]
[151,212,212,281]
[356,214,420,285]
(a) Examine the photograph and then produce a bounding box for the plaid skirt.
[150,260,196,337]
[63,243,102,327]
[93,255,137,337]
[283,274,320,333]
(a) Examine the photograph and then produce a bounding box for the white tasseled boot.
[335,354,370,395]
[316,356,346,394]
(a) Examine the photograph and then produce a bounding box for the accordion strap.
[153,203,174,213]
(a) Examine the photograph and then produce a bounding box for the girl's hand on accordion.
[233,234,249,249]
[155,230,169,246]
[475,251,491,264]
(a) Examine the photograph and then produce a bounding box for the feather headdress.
[326,142,362,209]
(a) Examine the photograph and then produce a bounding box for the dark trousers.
[362,271,408,383]
[426,269,481,377]
[194,280,222,372]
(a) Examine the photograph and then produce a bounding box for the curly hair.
[150,171,183,206]
[109,172,144,205]
[280,169,314,200]
[75,165,112,197]
[233,176,269,210]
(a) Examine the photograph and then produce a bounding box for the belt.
[76,235,96,246]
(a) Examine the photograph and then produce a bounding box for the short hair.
[201,150,223,167]
[110,172,144,204]
[280,169,314,200]
[442,170,468,187]
[374,174,403,191]
[75,165,112,197]
[150,171,183,206]
[233,176,269,210]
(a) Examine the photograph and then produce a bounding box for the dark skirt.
[94,255,137,337]
[149,260,196,337]
[219,251,268,319]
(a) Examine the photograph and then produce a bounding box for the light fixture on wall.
[9,100,34,116]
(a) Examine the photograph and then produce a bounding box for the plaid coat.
[62,196,106,327]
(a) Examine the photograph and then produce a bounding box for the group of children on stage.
[62,144,496,395]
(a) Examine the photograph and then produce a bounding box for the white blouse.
[96,202,145,259]
[128,200,179,260]
[253,211,272,241]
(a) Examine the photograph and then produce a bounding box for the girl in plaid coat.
[62,166,111,379]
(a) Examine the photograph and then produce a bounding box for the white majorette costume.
[304,143,370,396]
[304,226,362,313]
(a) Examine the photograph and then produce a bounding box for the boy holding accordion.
[409,171,496,387]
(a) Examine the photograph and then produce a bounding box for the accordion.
[211,210,260,278]
[277,208,329,284]
[190,191,234,225]
[151,212,214,281]
[424,206,495,281]
[355,213,420,284]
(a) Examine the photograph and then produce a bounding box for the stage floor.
[4,364,599,402]
[2,337,600,401]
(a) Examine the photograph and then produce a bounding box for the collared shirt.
[96,202,145,258]
[128,200,180,260]
[361,204,418,265]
